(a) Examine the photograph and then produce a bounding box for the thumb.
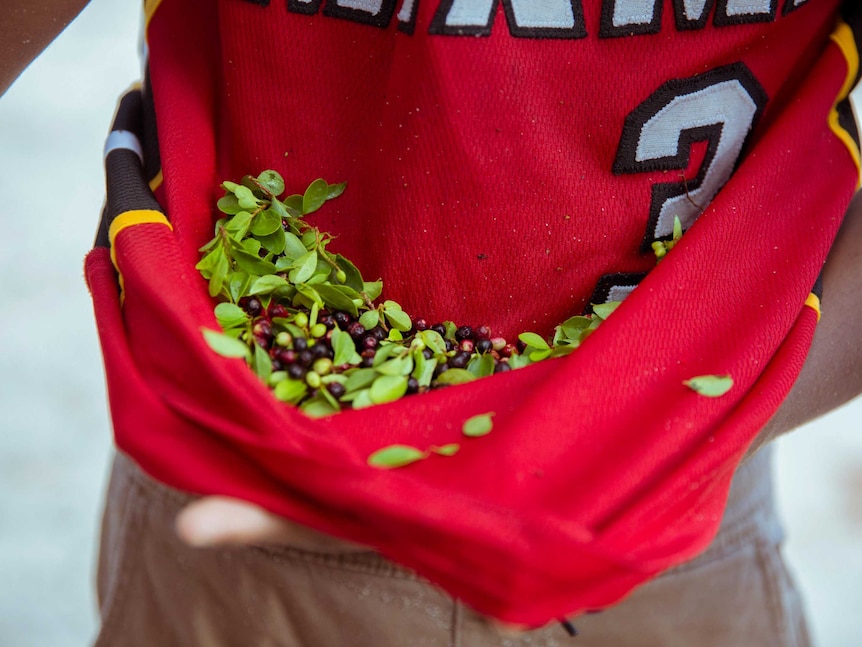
[175,496,367,552]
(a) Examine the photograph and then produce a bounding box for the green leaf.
[224,210,253,238]
[314,284,360,317]
[289,251,318,284]
[209,253,230,297]
[529,348,553,362]
[227,271,254,303]
[350,388,375,409]
[273,378,308,404]
[217,194,242,215]
[335,255,365,292]
[412,352,437,387]
[221,180,240,193]
[294,284,323,308]
[270,196,293,220]
[344,367,378,392]
[300,397,338,418]
[369,374,409,404]
[332,328,361,366]
[592,301,621,321]
[201,328,251,360]
[434,368,476,386]
[248,274,289,295]
[431,443,460,457]
[358,310,379,330]
[367,445,427,469]
[240,237,262,256]
[232,249,277,276]
[327,181,347,199]
[258,229,287,256]
[462,412,495,438]
[257,170,285,197]
[303,178,329,215]
[508,353,532,369]
[234,185,259,210]
[254,343,272,382]
[283,231,309,260]
[467,353,496,378]
[419,330,446,355]
[250,209,282,236]
[376,355,413,377]
[284,194,303,214]
[518,332,549,351]
[384,308,412,332]
[362,281,383,302]
[684,374,734,397]
[214,302,249,329]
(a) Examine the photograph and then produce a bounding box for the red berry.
[474,325,491,340]
[268,303,289,319]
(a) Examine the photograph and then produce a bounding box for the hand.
[175,496,367,552]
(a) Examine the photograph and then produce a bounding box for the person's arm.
[749,187,862,453]
[0,0,91,97]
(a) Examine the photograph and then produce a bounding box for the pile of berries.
[198,171,612,417]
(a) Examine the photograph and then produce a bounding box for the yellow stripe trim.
[108,209,172,269]
[148,169,164,192]
[144,0,166,32]
[804,293,821,321]
[828,21,862,187]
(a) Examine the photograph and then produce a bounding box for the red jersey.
[86,0,860,624]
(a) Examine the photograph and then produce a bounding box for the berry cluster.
[198,171,616,417]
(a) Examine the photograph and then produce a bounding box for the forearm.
[751,189,862,453]
[0,0,91,97]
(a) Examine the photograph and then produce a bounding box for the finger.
[175,496,366,551]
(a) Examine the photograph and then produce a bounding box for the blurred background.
[0,2,859,645]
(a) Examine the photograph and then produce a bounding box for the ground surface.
[0,2,859,645]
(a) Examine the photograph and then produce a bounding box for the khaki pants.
[94,448,810,646]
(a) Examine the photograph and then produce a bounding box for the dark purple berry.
[430,324,447,337]
[413,318,428,331]
[245,297,263,317]
[494,361,511,373]
[311,342,333,360]
[516,339,527,353]
[444,339,456,352]
[297,350,314,367]
[434,362,449,377]
[361,335,378,351]
[360,355,375,368]
[369,326,387,341]
[475,339,492,354]
[271,359,283,371]
[326,382,346,399]
[455,325,473,341]
[318,314,336,330]
[287,364,306,380]
[347,322,366,340]
[292,337,308,352]
[406,377,420,394]
[449,351,471,369]
[422,348,434,360]
[334,311,352,328]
